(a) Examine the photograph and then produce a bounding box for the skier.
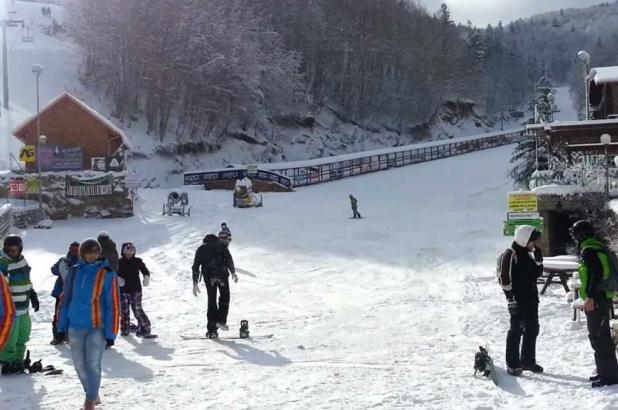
[349,194,361,219]
[570,220,618,388]
[192,234,238,338]
[56,239,120,410]
[0,273,15,354]
[118,242,152,337]
[98,231,119,271]
[50,241,80,345]
[0,235,39,375]
[498,225,544,376]
[218,222,232,247]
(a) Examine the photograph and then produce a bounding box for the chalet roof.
[589,66,618,85]
[12,92,131,149]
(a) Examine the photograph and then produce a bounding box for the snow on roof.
[12,92,132,150]
[526,118,618,130]
[589,66,618,84]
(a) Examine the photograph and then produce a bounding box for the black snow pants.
[506,302,539,368]
[205,277,230,332]
[586,297,618,382]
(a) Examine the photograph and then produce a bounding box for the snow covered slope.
[1,145,616,409]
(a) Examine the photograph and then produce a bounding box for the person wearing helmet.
[56,239,120,409]
[498,225,544,376]
[192,234,237,338]
[0,235,39,375]
[349,195,361,219]
[49,241,80,345]
[97,232,119,272]
[218,223,232,247]
[570,220,618,388]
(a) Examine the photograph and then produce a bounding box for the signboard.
[503,219,544,236]
[8,180,27,198]
[40,145,83,171]
[125,175,140,189]
[507,192,538,213]
[184,169,291,188]
[19,146,35,163]
[65,175,113,197]
[26,178,39,194]
[507,212,540,220]
[247,164,258,176]
[92,155,125,172]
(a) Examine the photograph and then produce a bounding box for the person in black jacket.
[499,225,544,376]
[98,232,119,272]
[118,242,152,337]
[192,234,238,338]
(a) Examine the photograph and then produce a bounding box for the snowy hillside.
[1,145,617,409]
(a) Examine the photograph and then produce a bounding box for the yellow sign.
[26,178,39,193]
[508,192,538,213]
[19,145,35,163]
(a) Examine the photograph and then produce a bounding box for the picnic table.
[539,256,579,295]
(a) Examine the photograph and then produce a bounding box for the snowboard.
[474,346,498,386]
[349,217,364,219]
[180,334,273,341]
[137,334,159,339]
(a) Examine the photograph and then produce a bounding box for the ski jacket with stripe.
[578,237,616,300]
[218,227,232,245]
[499,242,543,304]
[0,251,33,316]
[0,273,15,350]
[56,259,120,341]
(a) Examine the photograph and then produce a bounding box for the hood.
[121,242,135,255]
[514,225,536,247]
[78,258,110,270]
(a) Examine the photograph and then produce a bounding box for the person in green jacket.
[570,220,618,388]
[0,235,39,375]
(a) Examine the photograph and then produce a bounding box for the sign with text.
[507,212,541,220]
[65,175,114,197]
[507,192,538,213]
[39,145,83,171]
[8,180,27,198]
[19,146,35,163]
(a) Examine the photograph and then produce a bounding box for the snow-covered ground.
[1,145,617,409]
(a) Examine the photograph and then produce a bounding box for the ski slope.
[1,145,617,409]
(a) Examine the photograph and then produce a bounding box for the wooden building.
[12,92,129,172]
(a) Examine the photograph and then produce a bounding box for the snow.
[1,145,617,409]
[589,66,618,85]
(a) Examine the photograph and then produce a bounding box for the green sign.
[503,218,544,236]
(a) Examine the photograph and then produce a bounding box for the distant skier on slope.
[118,242,153,338]
[349,194,361,219]
[192,234,238,338]
[218,223,232,247]
[498,225,544,377]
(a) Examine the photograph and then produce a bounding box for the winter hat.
[97,231,110,240]
[514,225,540,247]
[221,222,227,228]
[203,234,219,244]
[80,239,102,258]
[121,242,136,256]
[69,241,80,248]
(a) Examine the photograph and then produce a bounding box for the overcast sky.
[418,0,607,27]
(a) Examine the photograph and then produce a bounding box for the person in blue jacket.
[50,241,79,345]
[56,239,120,410]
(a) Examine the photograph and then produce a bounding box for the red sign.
[8,180,27,198]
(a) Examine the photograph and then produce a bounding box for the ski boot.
[206,331,218,339]
[239,320,250,339]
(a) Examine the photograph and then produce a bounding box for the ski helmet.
[97,231,110,241]
[3,235,23,256]
[570,220,595,242]
[80,239,102,259]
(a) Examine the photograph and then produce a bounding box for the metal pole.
[2,23,7,112]
[35,73,43,221]
[585,63,590,120]
[535,133,539,171]
[606,145,610,203]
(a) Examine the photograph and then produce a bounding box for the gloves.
[29,290,39,312]
[193,283,200,297]
[106,339,114,348]
[533,247,543,263]
[508,300,519,316]
[118,277,125,287]
[143,275,150,287]
[231,272,238,283]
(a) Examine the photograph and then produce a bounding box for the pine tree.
[509,135,549,184]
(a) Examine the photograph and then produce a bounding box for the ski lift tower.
[1,16,25,113]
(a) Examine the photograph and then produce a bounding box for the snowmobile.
[162,191,191,216]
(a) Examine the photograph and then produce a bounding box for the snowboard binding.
[239,320,250,339]
[474,346,493,378]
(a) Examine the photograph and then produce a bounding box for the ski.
[181,334,273,341]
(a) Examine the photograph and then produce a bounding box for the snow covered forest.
[63,0,535,150]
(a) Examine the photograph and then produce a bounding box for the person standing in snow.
[50,241,80,345]
[0,235,39,375]
[498,225,544,376]
[118,242,152,337]
[98,232,119,272]
[218,223,232,247]
[192,234,238,338]
[570,220,618,388]
[349,194,361,219]
[56,239,120,410]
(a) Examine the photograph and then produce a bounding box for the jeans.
[205,277,230,332]
[69,328,106,401]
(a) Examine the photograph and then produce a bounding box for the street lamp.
[577,50,591,120]
[601,133,611,203]
[32,64,44,221]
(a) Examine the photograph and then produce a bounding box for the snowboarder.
[50,241,80,345]
[498,225,544,376]
[0,235,39,375]
[56,239,120,410]
[98,231,119,271]
[192,234,238,338]
[118,242,152,337]
[349,194,361,219]
[570,220,618,388]
[218,223,232,247]
[0,273,15,354]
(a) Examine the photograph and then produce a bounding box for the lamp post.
[577,50,591,120]
[601,133,611,203]
[32,64,44,221]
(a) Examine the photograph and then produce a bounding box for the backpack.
[496,248,517,284]
[599,247,618,293]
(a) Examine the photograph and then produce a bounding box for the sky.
[418,0,607,27]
